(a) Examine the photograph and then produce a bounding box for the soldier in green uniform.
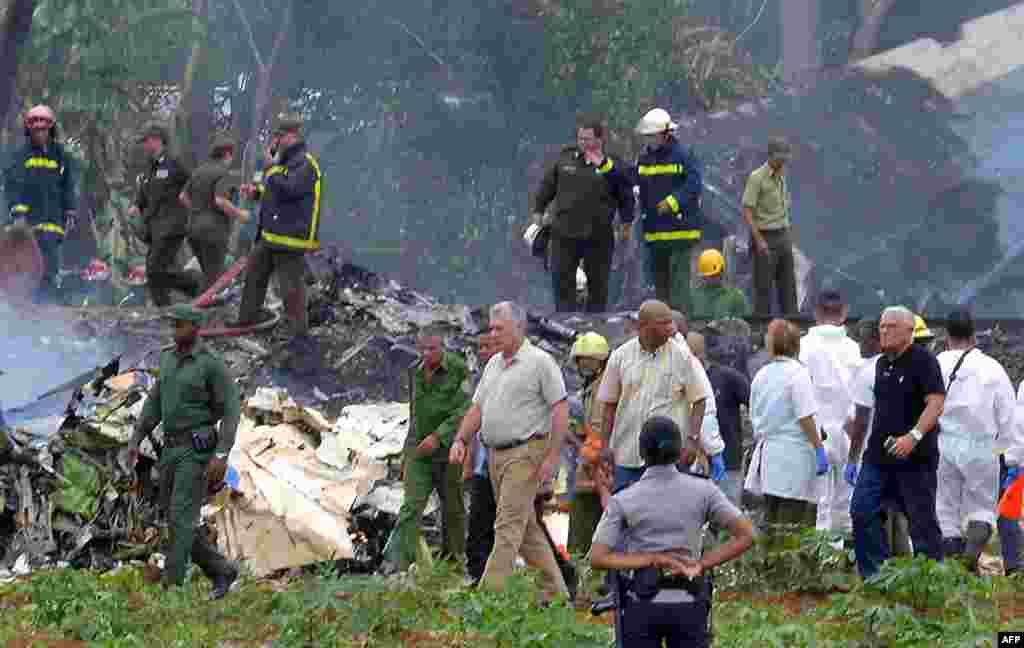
[386,325,471,570]
[128,304,241,599]
[691,248,750,321]
[130,123,199,306]
[4,105,77,303]
[180,135,249,291]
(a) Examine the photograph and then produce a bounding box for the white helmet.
[635,108,678,135]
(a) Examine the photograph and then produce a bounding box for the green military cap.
[272,112,304,135]
[164,303,207,325]
[766,136,794,160]
[140,121,171,144]
[209,134,236,159]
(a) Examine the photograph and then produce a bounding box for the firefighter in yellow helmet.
[235,113,322,337]
[913,314,935,347]
[567,332,611,554]
[5,104,78,303]
[690,248,751,320]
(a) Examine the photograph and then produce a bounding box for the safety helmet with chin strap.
[24,104,58,139]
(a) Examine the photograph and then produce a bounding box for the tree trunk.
[849,0,899,61]
[781,0,821,83]
[184,0,214,168]
[0,0,37,128]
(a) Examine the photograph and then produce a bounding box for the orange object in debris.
[999,474,1024,520]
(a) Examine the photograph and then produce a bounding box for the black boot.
[209,565,239,601]
[964,521,993,572]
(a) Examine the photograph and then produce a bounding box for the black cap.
[817,289,844,309]
[639,415,682,465]
[947,307,975,339]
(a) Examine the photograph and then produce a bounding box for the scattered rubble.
[4,246,1024,580]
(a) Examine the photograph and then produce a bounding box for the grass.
[2,533,1024,647]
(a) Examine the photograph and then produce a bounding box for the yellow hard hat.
[571,332,609,361]
[698,249,725,277]
[913,314,933,340]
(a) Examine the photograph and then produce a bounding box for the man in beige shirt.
[742,136,797,317]
[449,301,570,600]
[598,299,706,492]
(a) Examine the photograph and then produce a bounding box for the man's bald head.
[637,300,674,350]
[639,300,672,323]
[686,331,706,365]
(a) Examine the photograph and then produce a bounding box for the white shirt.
[598,336,706,468]
[936,348,1014,459]
[744,357,821,502]
[674,334,725,457]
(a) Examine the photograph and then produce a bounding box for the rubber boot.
[964,521,993,572]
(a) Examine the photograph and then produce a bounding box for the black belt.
[165,423,213,448]
[485,434,545,451]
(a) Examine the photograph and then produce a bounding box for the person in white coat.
[935,309,1016,571]
[745,319,828,536]
[799,290,862,536]
[997,382,1024,576]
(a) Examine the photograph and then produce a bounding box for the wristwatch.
[909,428,923,443]
[215,452,228,460]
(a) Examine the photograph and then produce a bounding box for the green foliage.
[718,527,857,593]
[442,573,610,647]
[544,0,688,130]
[26,0,197,118]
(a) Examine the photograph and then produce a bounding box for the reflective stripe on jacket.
[4,142,76,237]
[259,141,321,251]
[635,138,703,242]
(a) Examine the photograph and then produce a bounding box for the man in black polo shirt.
[702,333,750,505]
[847,306,946,579]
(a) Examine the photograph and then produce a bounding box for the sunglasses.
[27,118,52,126]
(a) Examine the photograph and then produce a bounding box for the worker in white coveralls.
[935,308,1016,572]
[799,290,861,537]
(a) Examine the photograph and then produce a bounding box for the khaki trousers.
[482,438,569,598]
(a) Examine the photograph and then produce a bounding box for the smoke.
[0,303,117,426]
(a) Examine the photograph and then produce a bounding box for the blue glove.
[845,463,859,488]
[815,446,829,476]
[710,453,726,482]
[1004,466,1020,491]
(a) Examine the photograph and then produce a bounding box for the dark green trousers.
[388,450,466,569]
[147,234,199,307]
[188,232,230,292]
[648,239,696,315]
[567,492,602,556]
[34,234,61,304]
[159,446,234,586]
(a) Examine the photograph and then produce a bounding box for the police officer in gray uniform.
[591,416,755,647]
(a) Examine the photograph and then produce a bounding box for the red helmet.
[24,105,56,128]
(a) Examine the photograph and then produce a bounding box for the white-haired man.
[847,306,945,579]
[449,301,570,600]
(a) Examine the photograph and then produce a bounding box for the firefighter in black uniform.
[234,113,321,337]
[130,123,199,307]
[4,105,77,303]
